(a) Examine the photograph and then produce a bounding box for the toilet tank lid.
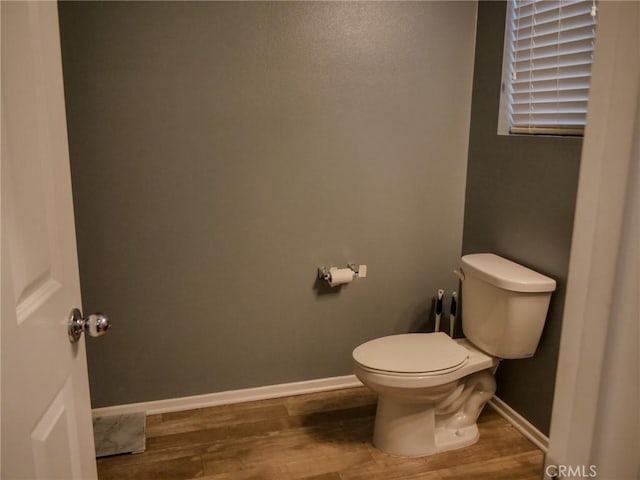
[461,253,556,293]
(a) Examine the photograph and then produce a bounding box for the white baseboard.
[488,395,549,452]
[92,374,364,418]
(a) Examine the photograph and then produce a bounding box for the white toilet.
[352,253,556,457]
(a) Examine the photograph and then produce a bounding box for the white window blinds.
[507,0,597,135]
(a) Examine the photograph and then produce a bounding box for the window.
[499,0,598,136]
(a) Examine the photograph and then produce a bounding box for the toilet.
[352,253,556,457]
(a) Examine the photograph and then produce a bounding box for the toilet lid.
[353,332,469,374]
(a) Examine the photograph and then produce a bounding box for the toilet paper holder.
[317,263,359,281]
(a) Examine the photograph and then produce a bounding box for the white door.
[1,2,99,479]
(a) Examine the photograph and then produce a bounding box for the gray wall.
[58,1,478,408]
[462,2,582,435]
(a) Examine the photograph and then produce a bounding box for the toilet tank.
[460,253,556,359]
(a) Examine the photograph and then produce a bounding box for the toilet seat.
[352,332,469,376]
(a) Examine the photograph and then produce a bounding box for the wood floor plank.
[285,450,375,479]
[96,446,204,470]
[147,404,290,438]
[197,464,293,480]
[202,426,361,470]
[284,387,378,417]
[97,454,204,480]
[438,450,544,480]
[96,387,544,480]
[337,455,440,480]
[147,424,230,451]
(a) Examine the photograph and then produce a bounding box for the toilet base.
[371,370,495,457]
[434,424,479,453]
[372,397,480,457]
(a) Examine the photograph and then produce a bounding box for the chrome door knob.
[68,308,111,343]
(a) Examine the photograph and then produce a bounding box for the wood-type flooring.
[97,386,543,480]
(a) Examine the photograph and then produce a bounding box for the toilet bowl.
[352,253,556,457]
[353,333,497,456]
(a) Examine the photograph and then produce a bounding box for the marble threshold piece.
[93,412,146,458]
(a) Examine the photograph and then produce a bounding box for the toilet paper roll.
[328,267,354,288]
